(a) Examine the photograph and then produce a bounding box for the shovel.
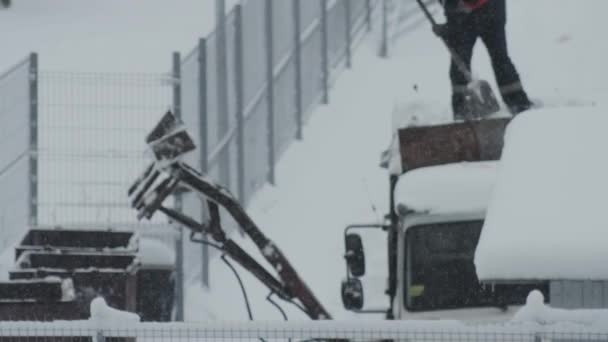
[416,0,500,120]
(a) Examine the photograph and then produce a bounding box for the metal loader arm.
[127,111,331,320]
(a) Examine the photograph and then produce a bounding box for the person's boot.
[504,91,533,115]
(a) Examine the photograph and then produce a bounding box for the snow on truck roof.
[394,161,498,216]
[475,106,608,281]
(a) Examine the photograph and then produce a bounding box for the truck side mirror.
[341,278,364,310]
[345,234,365,277]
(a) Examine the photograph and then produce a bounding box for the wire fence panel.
[36,71,172,226]
[0,57,31,252]
[205,33,221,162]
[300,0,321,33]
[299,25,323,123]
[211,10,239,196]
[243,93,269,204]
[2,321,608,342]
[272,57,297,160]
[350,0,370,44]
[178,47,209,285]
[241,0,267,105]
[180,49,201,169]
[326,0,349,70]
[272,0,295,64]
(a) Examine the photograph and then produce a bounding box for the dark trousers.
[446,0,530,115]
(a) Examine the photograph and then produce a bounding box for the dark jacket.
[442,0,489,14]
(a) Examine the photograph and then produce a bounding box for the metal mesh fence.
[0,56,32,252]
[1,321,608,342]
[179,0,377,208]
[175,0,380,288]
[36,71,173,226]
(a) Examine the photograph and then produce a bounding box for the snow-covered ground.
[1,0,607,323]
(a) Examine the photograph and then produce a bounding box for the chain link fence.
[1,320,608,342]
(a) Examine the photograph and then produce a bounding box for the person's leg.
[478,0,532,114]
[445,15,477,119]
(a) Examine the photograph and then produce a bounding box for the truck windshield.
[405,220,548,311]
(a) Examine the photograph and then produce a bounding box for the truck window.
[404,221,548,311]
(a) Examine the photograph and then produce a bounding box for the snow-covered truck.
[340,106,608,320]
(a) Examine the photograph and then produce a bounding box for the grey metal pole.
[172,51,185,322]
[197,38,210,287]
[293,0,303,140]
[28,52,38,228]
[215,0,231,189]
[234,4,245,202]
[265,0,276,185]
[320,0,329,104]
[366,0,372,32]
[380,0,389,58]
[345,0,352,69]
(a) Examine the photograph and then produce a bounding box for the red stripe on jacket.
[463,0,489,11]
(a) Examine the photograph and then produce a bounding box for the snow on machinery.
[340,116,549,320]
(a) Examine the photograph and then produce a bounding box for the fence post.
[366,0,372,32]
[265,0,276,185]
[197,38,210,287]
[234,5,245,202]
[320,0,329,104]
[380,0,389,58]
[344,0,352,69]
[95,330,105,342]
[293,0,303,140]
[28,52,38,228]
[215,0,231,189]
[172,51,185,322]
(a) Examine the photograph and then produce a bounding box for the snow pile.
[90,297,140,323]
[513,290,608,326]
[137,237,175,267]
[394,161,498,215]
[476,106,608,281]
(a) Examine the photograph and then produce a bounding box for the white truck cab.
[341,117,547,321]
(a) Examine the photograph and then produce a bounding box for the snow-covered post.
[265,0,276,185]
[320,0,329,104]
[234,4,245,203]
[28,52,38,227]
[197,37,210,286]
[172,51,185,321]
[293,0,303,140]
[344,0,352,69]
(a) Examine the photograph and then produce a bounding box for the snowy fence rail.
[0,54,35,253]
[1,321,608,342]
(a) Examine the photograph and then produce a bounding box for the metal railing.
[1,320,608,342]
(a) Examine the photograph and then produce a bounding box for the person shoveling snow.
[422,0,534,120]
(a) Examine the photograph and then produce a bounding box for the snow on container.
[475,106,608,309]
